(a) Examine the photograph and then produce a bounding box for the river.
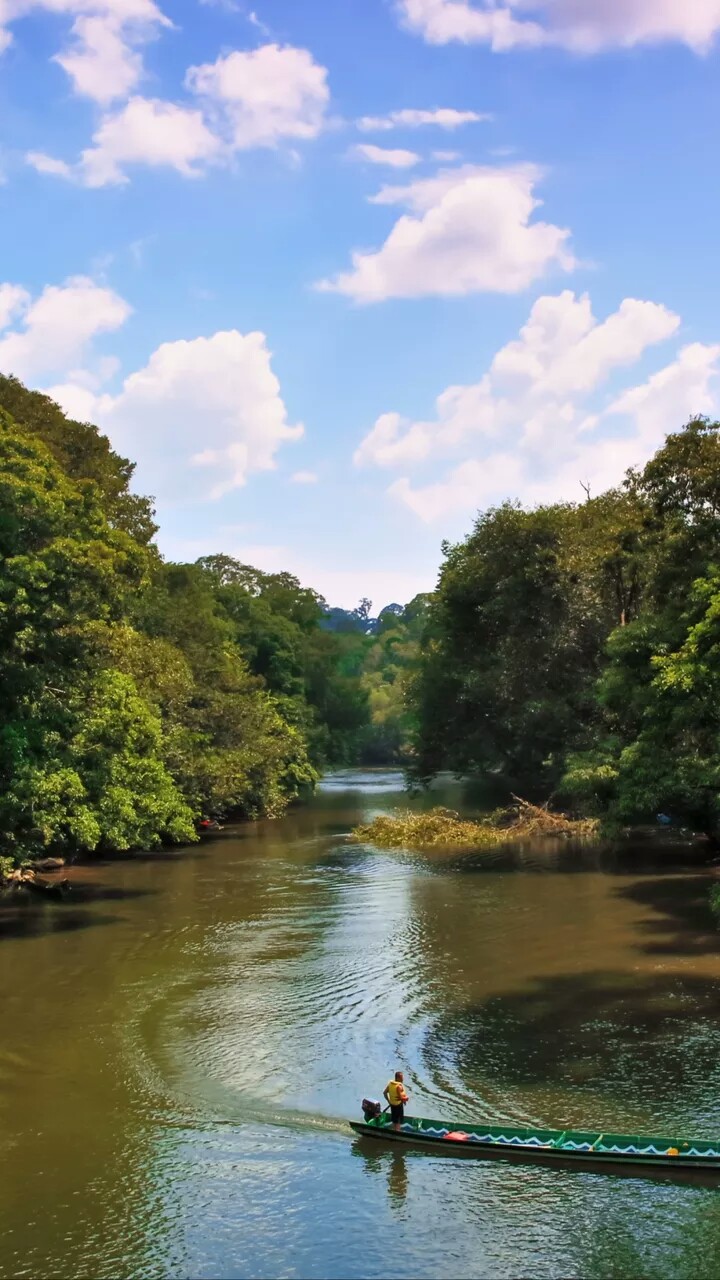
[2,769,720,1280]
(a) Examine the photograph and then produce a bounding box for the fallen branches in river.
[353,799,599,851]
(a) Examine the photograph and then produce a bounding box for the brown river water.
[3,769,720,1280]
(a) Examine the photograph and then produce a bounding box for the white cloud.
[490,293,681,398]
[398,0,720,53]
[0,272,302,501]
[0,276,130,381]
[290,469,319,484]
[54,15,143,104]
[29,42,331,185]
[186,43,330,149]
[354,412,434,468]
[352,143,420,168]
[26,152,74,178]
[53,330,303,500]
[607,341,720,438]
[2,0,169,102]
[352,290,705,523]
[29,97,222,186]
[0,283,29,331]
[317,164,574,303]
[46,380,104,422]
[357,106,488,131]
[389,454,524,521]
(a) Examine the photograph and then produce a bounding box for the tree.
[194,556,372,768]
[130,560,319,817]
[359,595,431,763]
[0,376,157,545]
[411,503,608,791]
[0,410,192,857]
[562,419,720,836]
[563,573,720,837]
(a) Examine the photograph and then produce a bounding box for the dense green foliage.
[357,596,430,763]
[0,379,406,866]
[8,365,719,865]
[412,417,720,841]
[0,407,193,858]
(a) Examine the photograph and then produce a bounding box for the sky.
[2,1,720,609]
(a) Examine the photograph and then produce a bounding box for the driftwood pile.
[353,797,598,852]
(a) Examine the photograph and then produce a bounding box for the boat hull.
[349,1119,720,1176]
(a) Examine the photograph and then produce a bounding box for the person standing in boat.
[384,1071,409,1131]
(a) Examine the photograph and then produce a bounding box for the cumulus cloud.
[389,454,524,521]
[0,283,30,331]
[54,15,144,104]
[357,106,488,131]
[352,143,420,168]
[50,330,303,500]
[317,164,574,303]
[26,152,74,178]
[186,43,330,148]
[0,275,130,381]
[398,0,720,53]
[2,0,169,102]
[352,290,711,522]
[112,331,303,498]
[0,273,302,502]
[606,341,720,437]
[28,96,222,186]
[28,42,331,186]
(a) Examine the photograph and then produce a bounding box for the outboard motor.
[362,1098,382,1123]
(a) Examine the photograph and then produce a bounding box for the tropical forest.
[3,371,720,874]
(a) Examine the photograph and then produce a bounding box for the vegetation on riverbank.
[353,800,599,851]
[410,417,720,846]
[0,376,413,868]
[4,369,720,869]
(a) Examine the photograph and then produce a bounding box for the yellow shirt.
[386,1080,407,1106]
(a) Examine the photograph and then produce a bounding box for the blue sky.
[2,0,720,608]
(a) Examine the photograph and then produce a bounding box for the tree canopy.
[411,416,720,841]
[0,381,386,864]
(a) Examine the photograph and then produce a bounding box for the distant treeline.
[0,374,425,866]
[412,417,720,842]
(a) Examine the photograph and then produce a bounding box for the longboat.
[349,1112,720,1173]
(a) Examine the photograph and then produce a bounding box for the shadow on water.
[0,882,155,941]
[0,903,124,940]
[614,874,720,957]
[424,969,720,1092]
[440,840,717,878]
[58,882,155,904]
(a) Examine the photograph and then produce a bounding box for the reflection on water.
[352,1141,410,1207]
[2,769,720,1279]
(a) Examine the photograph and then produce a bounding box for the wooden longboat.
[349,1114,720,1174]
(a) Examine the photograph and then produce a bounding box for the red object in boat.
[445,1131,469,1142]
